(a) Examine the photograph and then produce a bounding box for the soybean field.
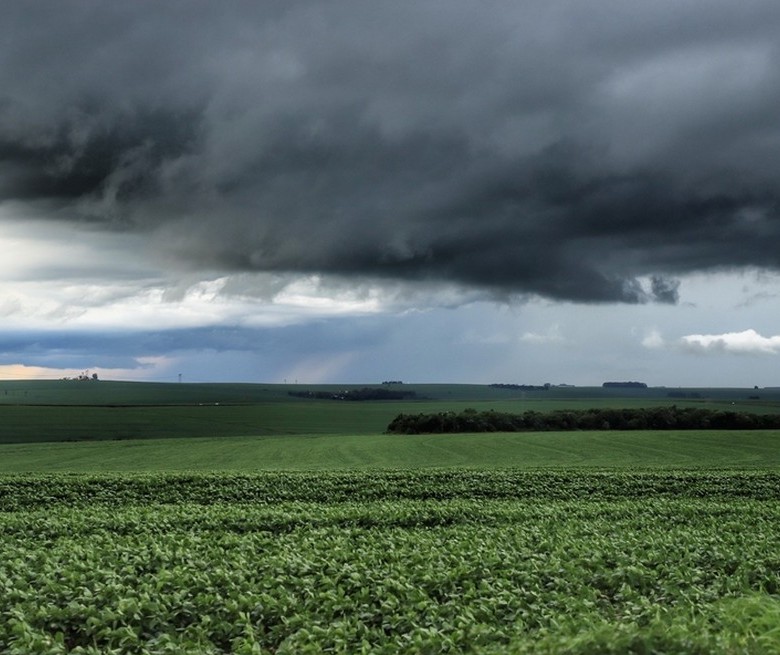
[2,471,780,653]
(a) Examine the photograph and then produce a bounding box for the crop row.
[1,469,779,511]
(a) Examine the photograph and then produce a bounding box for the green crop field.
[3,380,780,407]
[1,471,779,653]
[1,429,779,473]
[2,380,780,653]
[2,380,780,445]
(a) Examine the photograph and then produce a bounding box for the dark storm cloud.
[0,106,199,205]
[650,276,680,305]
[2,0,780,302]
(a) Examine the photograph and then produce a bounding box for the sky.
[1,0,780,386]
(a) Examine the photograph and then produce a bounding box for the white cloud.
[641,327,780,356]
[681,329,780,355]
[519,324,565,344]
[641,329,666,349]
[270,275,382,316]
[0,213,492,334]
[0,210,157,282]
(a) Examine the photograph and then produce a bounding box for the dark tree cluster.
[489,383,550,391]
[386,406,780,434]
[603,381,648,388]
[289,387,417,401]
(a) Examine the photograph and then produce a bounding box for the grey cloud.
[650,276,680,304]
[2,1,780,303]
[0,106,200,221]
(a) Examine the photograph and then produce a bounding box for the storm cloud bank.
[2,1,780,303]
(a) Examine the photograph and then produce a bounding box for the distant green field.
[1,429,778,473]
[2,380,780,444]
[1,380,780,473]
[4,399,772,444]
[2,379,780,407]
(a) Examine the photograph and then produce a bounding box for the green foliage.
[2,469,780,509]
[387,406,780,434]
[1,470,779,653]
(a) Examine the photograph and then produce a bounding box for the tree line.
[489,383,550,391]
[386,406,780,434]
[290,387,417,401]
